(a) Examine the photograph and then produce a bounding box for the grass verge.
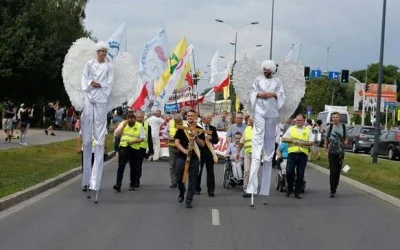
[310,150,400,199]
[0,136,115,199]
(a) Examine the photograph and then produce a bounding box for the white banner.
[106,22,126,61]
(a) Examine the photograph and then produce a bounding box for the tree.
[0,0,91,105]
[200,87,224,101]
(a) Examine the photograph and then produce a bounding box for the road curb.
[0,151,116,212]
[307,162,400,209]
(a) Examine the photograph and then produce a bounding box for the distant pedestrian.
[324,112,348,198]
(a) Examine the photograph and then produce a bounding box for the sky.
[84,0,400,93]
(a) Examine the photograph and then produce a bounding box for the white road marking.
[211,209,220,226]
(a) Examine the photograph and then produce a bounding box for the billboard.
[354,83,397,112]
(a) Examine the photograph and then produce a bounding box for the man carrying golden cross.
[174,109,210,208]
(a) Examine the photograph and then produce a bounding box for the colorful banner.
[354,83,397,113]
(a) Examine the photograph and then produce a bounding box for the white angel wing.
[108,52,139,111]
[275,59,306,120]
[232,56,261,114]
[62,38,96,111]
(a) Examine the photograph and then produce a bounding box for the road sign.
[311,70,321,78]
[384,102,396,110]
[306,105,312,111]
[328,71,339,80]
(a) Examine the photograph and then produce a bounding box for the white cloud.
[84,0,400,92]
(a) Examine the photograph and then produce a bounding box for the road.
[0,129,78,150]
[0,159,399,250]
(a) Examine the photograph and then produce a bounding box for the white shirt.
[250,76,285,118]
[146,115,164,138]
[82,60,114,104]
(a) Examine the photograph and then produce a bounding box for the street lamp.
[270,0,275,59]
[372,0,387,164]
[215,19,259,113]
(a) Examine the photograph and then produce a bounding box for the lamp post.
[215,19,259,112]
[372,0,387,164]
[269,0,275,59]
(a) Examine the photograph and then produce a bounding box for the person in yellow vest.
[237,117,253,198]
[162,114,185,188]
[174,109,205,208]
[196,113,219,197]
[134,110,153,188]
[281,114,314,199]
[113,112,145,192]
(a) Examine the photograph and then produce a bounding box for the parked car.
[345,125,375,153]
[370,130,400,160]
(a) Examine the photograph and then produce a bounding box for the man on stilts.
[246,60,285,207]
[81,41,114,203]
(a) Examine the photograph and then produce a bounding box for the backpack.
[327,123,346,155]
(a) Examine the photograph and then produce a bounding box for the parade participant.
[246,60,285,207]
[226,132,244,183]
[113,112,145,192]
[195,113,219,197]
[237,116,253,198]
[81,41,114,203]
[216,110,230,132]
[146,110,164,161]
[163,114,185,188]
[281,114,314,199]
[134,110,153,188]
[226,112,246,143]
[324,112,347,198]
[3,99,15,143]
[174,110,205,208]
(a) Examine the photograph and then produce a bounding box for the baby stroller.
[276,157,306,193]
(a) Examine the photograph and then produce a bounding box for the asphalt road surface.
[0,159,399,250]
[0,129,78,150]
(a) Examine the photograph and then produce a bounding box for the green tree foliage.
[201,87,224,101]
[351,63,400,101]
[296,77,353,115]
[0,0,90,105]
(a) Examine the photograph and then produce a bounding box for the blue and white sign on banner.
[311,70,321,78]
[164,103,179,113]
[328,71,339,80]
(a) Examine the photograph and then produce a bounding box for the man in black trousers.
[196,113,219,197]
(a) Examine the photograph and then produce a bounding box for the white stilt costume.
[232,50,306,207]
[246,60,285,201]
[63,35,140,203]
[81,42,114,192]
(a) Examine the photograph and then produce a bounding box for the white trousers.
[246,116,277,196]
[152,136,160,160]
[231,161,243,179]
[81,102,108,191]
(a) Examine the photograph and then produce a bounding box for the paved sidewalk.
[0,129,78,150]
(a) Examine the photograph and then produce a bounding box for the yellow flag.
[223,80,230,100]
[235,95,240,112]
[154,37,189,96]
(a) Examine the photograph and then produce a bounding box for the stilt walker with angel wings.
[63,37,138,203]
[232,50,306,207]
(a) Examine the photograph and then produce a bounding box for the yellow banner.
[397,109,400,121]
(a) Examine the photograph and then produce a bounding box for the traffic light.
[239,103,244,111]
[304,66,310,81]
[341,69,349,83]
[365,83,370,92]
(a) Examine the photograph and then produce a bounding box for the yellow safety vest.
[243,126,253,154]
[119,122,142,150]
[169,120,187,147]
[288,126,310,155]
[140,121,149,149]
[92,136,96,148]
